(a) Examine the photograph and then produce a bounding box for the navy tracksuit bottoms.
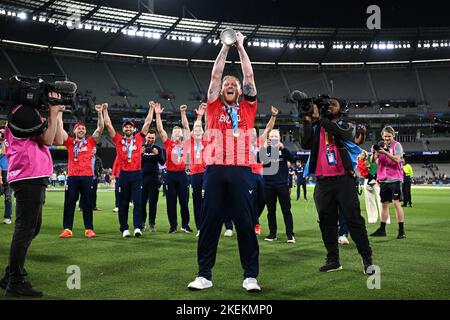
[191,172,204,230]
[166,171,190,229]
[118,171,143,232]
[198,165,259,280]
[63,176,94,230]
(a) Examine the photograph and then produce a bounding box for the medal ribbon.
[74,138,86,161]
[225,103,239,134]
[124,137,134,161]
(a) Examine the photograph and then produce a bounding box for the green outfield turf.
[0,186,449,300]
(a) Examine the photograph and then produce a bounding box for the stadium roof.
[0,0,449,63]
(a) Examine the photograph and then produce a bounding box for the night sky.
[78,0,449,28]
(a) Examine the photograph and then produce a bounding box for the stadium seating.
[107,60,162,107]
[1,48,449,115]
[55,55,123,106]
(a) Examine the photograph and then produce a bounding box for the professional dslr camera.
[290,90,332,117]
[0,75,77,111]
[372,140,389,152]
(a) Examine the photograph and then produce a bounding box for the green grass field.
[0,186,449,300]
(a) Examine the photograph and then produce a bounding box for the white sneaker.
[3,218,12,225]
[242,278,261,292]
[134,228,142,237]
[287,235,296,243]
[122,230,131,238]
[196,231,200,237]
[187,277,213,290]
[113,207,118,213]
[338,235,350,245]
[224,229,233,237]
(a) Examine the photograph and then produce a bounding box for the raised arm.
[37,93,65,146]
[53,109,67,145]
[92,104,105,143]
[208,44,231,103]
[141,101,155,135]
[180,104,190,139]
[354,124,366,146]
[194,103,206,127]
[236,32,257,98]
[261,106,279,141]
[102,103,116,138]
[154,103,168,143]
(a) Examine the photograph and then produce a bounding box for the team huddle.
[0,31,408,297]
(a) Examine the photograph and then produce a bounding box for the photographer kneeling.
[0,92,65,297]
[300,97,374,275]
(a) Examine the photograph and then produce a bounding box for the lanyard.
[324,131,335,151]
[74,138,86,161]
[174,143,183,161]
[225,103,239,136]
[124,137,134,162]
[194,141,203,159]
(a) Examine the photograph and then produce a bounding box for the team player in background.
[250,106,279,236]
[155,103,192,234]
[188,31,261,292]
[295,160,307,201]
[141,129,165,232]
[103,102,154,238]
[57,104,104,239]
[181,103,207,237]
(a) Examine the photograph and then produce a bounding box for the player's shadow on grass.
[26,254,71,263]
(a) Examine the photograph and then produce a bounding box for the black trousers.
[7,183,46,284]
[402,178,412,205]
[198,166,258,280]
[314,175,372,261]
[264,186,294,237]
[191,173,204,230]
[296,182,307,200]
[166,171,190,229]
[141,175,160,226]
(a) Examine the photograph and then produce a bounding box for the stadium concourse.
[0,0,449,303]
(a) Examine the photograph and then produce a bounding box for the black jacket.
[300,117,356,175]
[259,146,295,188]
[93,156,103,179]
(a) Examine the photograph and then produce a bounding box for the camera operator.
[300,97,374,275]
[370,126,406,239]
[0,92,65,297]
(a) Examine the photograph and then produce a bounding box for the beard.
[222,92,239,105]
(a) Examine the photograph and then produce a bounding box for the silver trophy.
[220,28,237,46]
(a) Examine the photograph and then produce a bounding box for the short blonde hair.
[381,126,395,136]
[222,75,241,88]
